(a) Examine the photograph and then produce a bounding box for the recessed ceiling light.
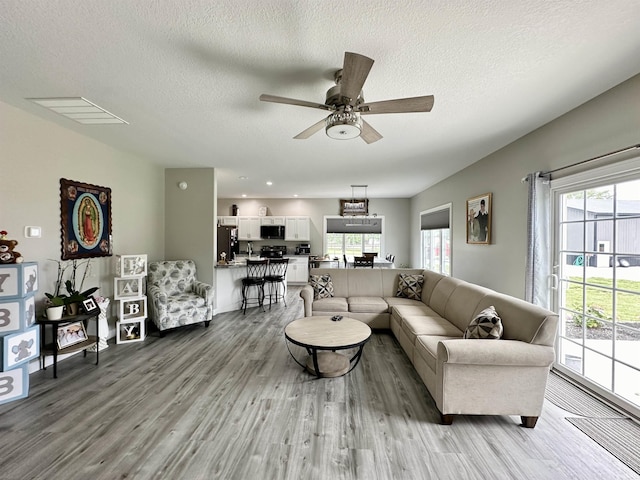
[293,194,299,197]
[27,97,128,125]
[266,181,273,186]
[241,194,247,198]
[239,176,248,180]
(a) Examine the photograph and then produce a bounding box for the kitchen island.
[214,255,309,314]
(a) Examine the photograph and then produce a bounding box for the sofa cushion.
[348,296,388,314]
[396,273,424,300]
[385,296,427,309]
[463,306,503,339]
[313,296,348,312]
[309,274,334,299]
[391,303,435,317]
[402,315,465,339]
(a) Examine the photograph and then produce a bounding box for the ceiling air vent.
[27,97,128,125]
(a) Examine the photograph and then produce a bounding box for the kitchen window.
[324,216,384,257]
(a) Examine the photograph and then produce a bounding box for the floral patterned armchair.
[147,260,213,335]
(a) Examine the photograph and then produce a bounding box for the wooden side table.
[37,312,99,378]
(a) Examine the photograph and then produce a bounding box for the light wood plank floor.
[0,287,636,480]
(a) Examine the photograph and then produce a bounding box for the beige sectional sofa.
[300,268,558,428]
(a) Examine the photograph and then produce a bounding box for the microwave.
[260,225,285,240]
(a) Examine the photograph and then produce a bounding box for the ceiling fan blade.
[360,120,383,144]
[340,52,374,106]
[359,95,434,114]
[293,118,326,139]
[259,94,332,111]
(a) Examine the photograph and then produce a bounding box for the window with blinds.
[421,204,451,275]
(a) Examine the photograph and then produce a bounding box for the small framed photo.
[57,321,88,349]
[118,297,147,321]
[116,254,147,278]
[114,276,144,300]
[81,296,99,314]
[466,193,492,244]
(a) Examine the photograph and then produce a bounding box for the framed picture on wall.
[466,193,492,244]
[60,178,112,260]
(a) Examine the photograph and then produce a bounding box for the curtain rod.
[541,143,640,177]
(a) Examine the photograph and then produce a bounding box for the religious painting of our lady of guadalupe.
[60,178,112,260]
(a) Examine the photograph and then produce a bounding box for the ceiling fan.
[259,52,434,144]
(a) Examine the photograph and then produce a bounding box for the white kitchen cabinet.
[218,216,238,226]
[238,217,261,240]
[285,216,310,241]
[260,216,285,226]
[286,256,309,284]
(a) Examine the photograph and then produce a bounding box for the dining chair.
[362,252,378,258]
[353,256,374,268]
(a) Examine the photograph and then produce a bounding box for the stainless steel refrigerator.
[217,226,239,260]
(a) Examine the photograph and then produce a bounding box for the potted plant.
[44,293,66,320]
[47,258,99,317]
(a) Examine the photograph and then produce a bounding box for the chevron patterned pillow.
[464,306,503,339]
[396,274,424,300]
[309,274,334,300]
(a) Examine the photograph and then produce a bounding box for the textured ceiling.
[1,1,640,198]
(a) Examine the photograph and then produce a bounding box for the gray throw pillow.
[396,274,424,300]
[309,274,334,300]
[464,306,503,339]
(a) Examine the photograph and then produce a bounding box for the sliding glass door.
[553,172,640,416]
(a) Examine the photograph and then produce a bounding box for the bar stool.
[241,259,268,314]
[264,258,289,309]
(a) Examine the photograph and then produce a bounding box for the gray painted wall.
[165,168,216,286]
[410,73,640,298]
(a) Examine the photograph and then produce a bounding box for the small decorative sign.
[340,199,369,216]
[81,296,99,314]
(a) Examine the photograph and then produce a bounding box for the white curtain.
[525,172,551,308]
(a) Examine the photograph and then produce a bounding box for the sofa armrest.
[300,285,314,317]
[437,339,554,367]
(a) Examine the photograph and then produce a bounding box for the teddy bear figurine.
[0,230,23,264]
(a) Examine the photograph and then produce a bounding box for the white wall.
[410,73,640,298]
[0,100,165,333]
[217,197,411,266]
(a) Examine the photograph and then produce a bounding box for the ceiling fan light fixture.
[325,111,361,140]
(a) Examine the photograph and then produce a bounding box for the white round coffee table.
[284,316,372,378]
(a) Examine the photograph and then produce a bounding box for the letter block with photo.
[114,254,147,344]
[118,297,147,322]
[115,254,147,278]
